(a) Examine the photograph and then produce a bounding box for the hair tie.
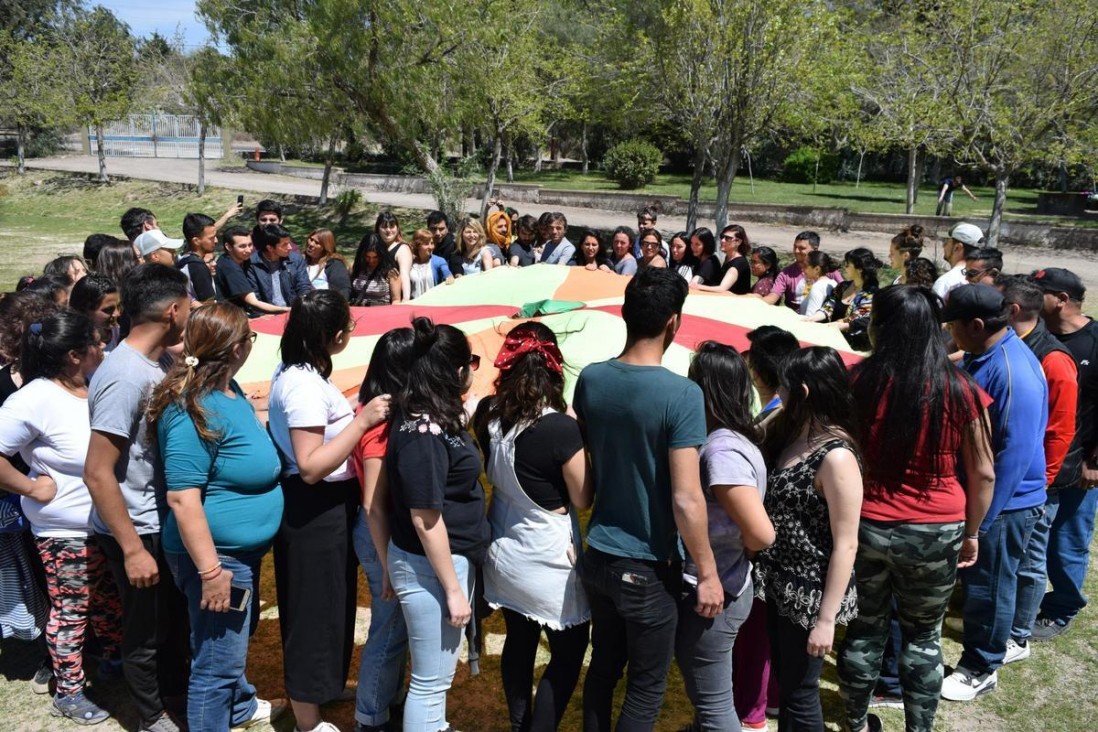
[28,323,42,335]
[184,355,199,367]
[494,333,564,375]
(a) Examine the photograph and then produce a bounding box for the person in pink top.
[762,231,843,311]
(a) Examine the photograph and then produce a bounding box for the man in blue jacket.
[247,224,313,309]
[940,285,1048,702]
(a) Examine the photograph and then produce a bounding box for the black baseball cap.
[1031,267,1085,302]
[941,284,1007,322]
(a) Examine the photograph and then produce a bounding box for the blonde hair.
[146,304,250,443]
[458,218,486,258]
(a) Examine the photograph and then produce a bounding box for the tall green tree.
[0,32,71,173]
[57,7,138,182]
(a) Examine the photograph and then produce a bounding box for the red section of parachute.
[248,304,518,336]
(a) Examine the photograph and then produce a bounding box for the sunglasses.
[468,354,481,371]
[246,331,258,343]
[720,234,738,241]
[963,267,996,279]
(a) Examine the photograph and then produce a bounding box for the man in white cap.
[133,229,184,267]
[932,222,985,300]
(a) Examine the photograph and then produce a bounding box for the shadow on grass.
[804,192,905,205]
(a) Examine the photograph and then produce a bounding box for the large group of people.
[0,196,1095,732]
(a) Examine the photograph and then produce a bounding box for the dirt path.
[15,156,1098,290]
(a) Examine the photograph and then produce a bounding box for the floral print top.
[753,439,858,629]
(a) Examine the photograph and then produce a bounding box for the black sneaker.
[1030,617,1070,642]
[51,690,110,725]
[30,661,52,694]
[867,713,884,732]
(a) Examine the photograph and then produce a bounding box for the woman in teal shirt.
[147,303,284,732]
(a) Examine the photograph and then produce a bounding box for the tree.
[934,0,1098,245]
[57,7,138,182]
[186,48,240,195]
[0,32,71,173]
[647,0,844,231]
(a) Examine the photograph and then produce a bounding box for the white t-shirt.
[267,363,355,482]
[933,263,967,300]
[800,278,836,317]
[0,379,94,537]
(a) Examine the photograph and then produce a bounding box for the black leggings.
[501,608,589,732]
[767,605,826,732]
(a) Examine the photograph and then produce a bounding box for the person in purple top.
[762,231,843,311]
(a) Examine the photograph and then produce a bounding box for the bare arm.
[962,185,978,201]
[287,395,390,485]
[84,431,159,587]
[692,265,739,293]
[809,447,862,656]
[362,457,394,599]
[411,508,471,627]
[0,455,57,502]
[713,484,774,553]
[241,291,290,315]
[670,446,723,618]
[166,489,232,612]
[561,447,592,510]
[213,201,243,231]
[958,409,995,568]
[482,248,498,271]
[394,244,413,299]
[388,270,403,304]
[762,292,781,305]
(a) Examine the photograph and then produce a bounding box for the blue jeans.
[388,542,472,732]
[353,510,408,727]
[166,550,262,732]
[959,506,1041,674]
[1012,495,1059,641]
[1041,487,1098,623]
[675,580,753,732]
[579,548,682,732]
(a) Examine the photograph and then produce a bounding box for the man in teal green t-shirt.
[574,267,722,731]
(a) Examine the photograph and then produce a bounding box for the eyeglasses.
[344,318,358,334]
[641,240,660,248]
[963,267,996,279]
[245,332,258,343]
[720,234,738,241]
[468,354,481,371]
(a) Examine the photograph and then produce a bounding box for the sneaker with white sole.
[868,693,904,709]
[139,712,181,732]
[295,722,341,732]
[232,698,288,731]
[940,667,997,701]
[51,690,110,725]
[1003,638,1030,664]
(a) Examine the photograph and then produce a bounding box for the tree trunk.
[913,148,926,204]
[533,143,543,173]
[1059,162,1069,193]
[855,149,865,188]
[904,146,918,214]
[506,139,514,183]
[987,170,1009,248]
[686,146,706,233]
[581,121,589,175]
[929,156,942,189]
[319,137,336,205]
[714,147,742,232]
[481,131,503,221]
[95,124,108,183]
[197,121,206,196]
[279,144,286,163]
[16,125,26,175]
[813,152,820,194]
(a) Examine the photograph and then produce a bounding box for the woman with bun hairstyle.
[473,322,591,732]
[267,290,391,732]
[0,311,120,725]
[888,226,926,285]
[148,304,285,732]
[387,317,489,732]
[351,327,415,732]
[800,251,839,322]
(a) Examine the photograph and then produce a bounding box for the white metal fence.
[88,113,221,159]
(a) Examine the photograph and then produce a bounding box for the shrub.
[603,140,662,189]
[782,146,840,185]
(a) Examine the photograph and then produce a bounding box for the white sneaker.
[941,667,997,701]
[1003,638,1031,665]
[295,723,341,732]
[232,698,288,731]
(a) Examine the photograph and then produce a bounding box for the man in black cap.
[1030,267,1098,641]
[940,285,1048,702]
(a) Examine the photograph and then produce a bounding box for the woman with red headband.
[474,322,592,732]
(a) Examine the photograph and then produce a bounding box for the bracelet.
[964,533,980,540]
[198,562,222,577]
[200,567,223,582]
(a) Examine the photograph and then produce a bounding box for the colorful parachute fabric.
[240,264,862,402]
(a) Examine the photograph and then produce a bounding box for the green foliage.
[782,147,840,185]
[332,189,362,225]
[57,7,138,127]
[603,140,663,189]
[421,156,480,228]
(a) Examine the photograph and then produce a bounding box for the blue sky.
[95,0,211,49]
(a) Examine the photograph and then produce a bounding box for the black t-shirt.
[694,257,721,286]
[177,252,216,301]
[1054,319,1098,488]
[721,256,752,294]
[387,411,489,562]
[215,255,259,316]
[434,233,463,278]
[474,401,584,511]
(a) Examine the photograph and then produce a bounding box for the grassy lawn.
[2,170,1097,731]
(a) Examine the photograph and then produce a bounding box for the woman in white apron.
[473,322,591,732]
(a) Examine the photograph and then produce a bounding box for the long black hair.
[280,290,350,379]
[851,285,989,492]
[70,274,118,315]
[359,327,414,405]
[350,234,397,281]
[752,246,780,281]
[574,229,610,267]
[399,317,472,434]
[844,247,883,290]
[481,322,566,431]
[690,227,717,258]
[763,346,859,463]
[21,310,99,382]
[689,341,760,444]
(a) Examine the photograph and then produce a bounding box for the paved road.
[15,155,1098,288]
